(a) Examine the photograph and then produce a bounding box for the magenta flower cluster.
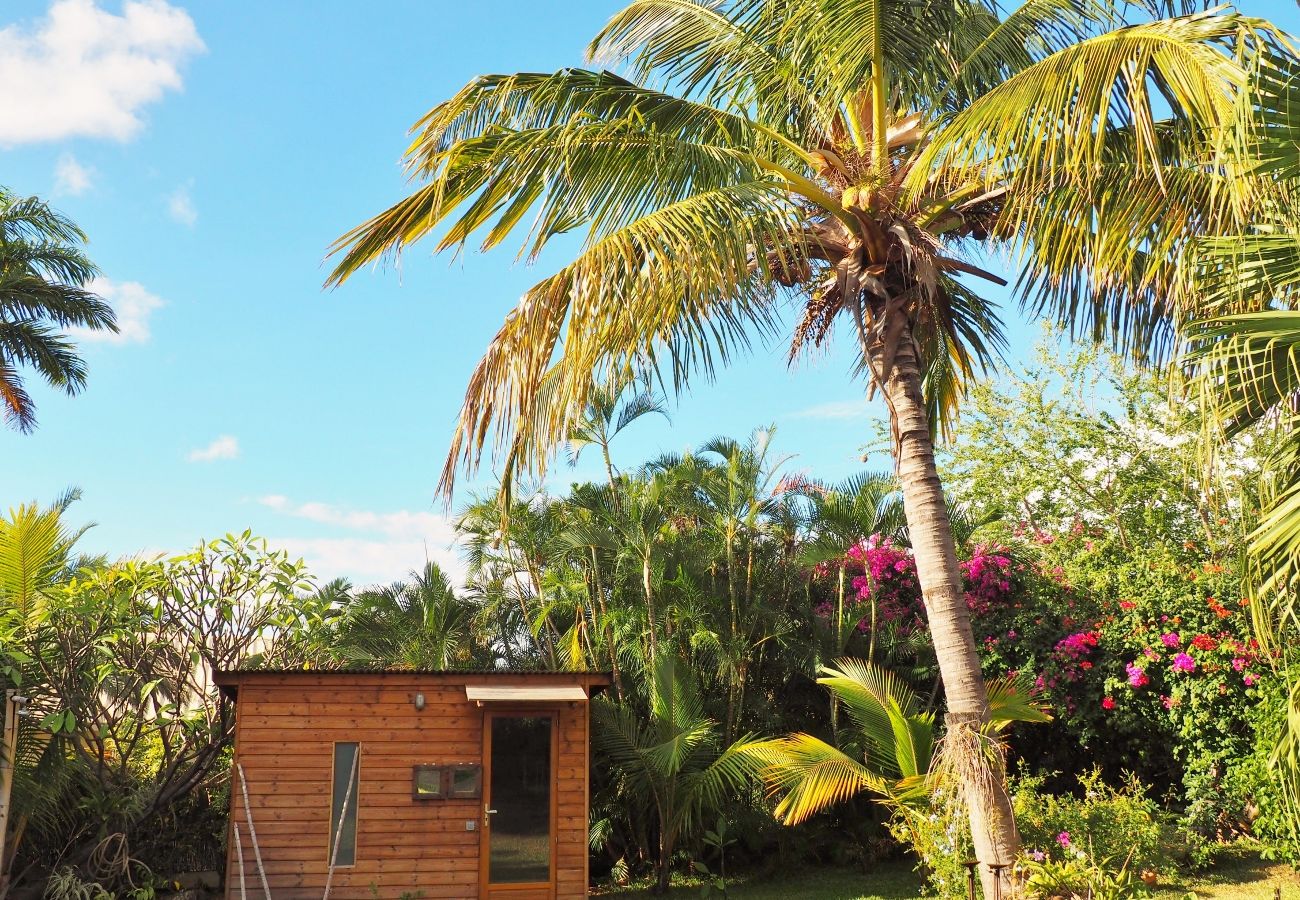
[819,536,1020,637]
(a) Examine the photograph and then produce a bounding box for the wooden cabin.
[214,669,610,900]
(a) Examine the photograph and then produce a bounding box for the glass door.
[483,712,555,894]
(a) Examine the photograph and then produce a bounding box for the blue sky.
[3,0,1296,586]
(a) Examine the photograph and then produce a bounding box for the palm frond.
[437,181,805,494]
[744,733,889,825]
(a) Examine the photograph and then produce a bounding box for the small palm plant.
[744,659,1049,842]
[593,654,762,894]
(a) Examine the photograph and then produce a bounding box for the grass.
[595,853,1300,899]
[1153,852,1300,898]
[593,862,918,899]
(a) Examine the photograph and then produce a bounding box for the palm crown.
[0,189,116,431]
[330,0,1270,489]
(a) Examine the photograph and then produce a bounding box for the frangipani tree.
[329,1,1277,889]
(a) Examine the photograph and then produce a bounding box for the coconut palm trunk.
[871,328,1018,891]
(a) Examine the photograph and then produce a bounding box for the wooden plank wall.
[225,673,595,900]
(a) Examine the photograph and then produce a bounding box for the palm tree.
[744,659,1048,838]
[801,471,903,668]
[593,654,761,893]
[328,3,1274,887]
[0,491,99,892]
[0,189,116,431]
[0,488,96,628]
[567,376,669,490]
[329,562,475,669]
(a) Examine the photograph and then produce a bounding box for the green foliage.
[594,655,764,893]
[941,337,1284,859]
[316,561,479,669]
[0,496,323,895]
[1018,853,1154,900]
[1015,772,1175,873]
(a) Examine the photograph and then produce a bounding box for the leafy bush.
[1014,771,1176,872]
[1018,853,1155,900]
[939,338,1284,858]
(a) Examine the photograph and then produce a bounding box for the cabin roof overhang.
[212,668,612,701]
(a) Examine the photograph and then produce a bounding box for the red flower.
[1191,635,1219,652]
[1102,697,1116,710]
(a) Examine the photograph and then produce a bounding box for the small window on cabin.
[412,765,445,799]
[330,742,360,866]
[448,764,482,799]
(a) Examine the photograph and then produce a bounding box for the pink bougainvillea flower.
[1161,632,1181,648]
[1057,832,1071,848]
[1172,652,1196,673]
[1029,850,1046,863]
[1232,657,1247,672]
[1162,695,1173,709]
[1244,673,1258,687]
[1126,662,1149,688]
[1102,696,1116,710]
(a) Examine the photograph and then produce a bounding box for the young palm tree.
[744,659,1048,831]
[328,2,1273,886]
[329,562,475,668]
[800,471,902,667]
[566,376,669,490]
[0,190,116,431]
[593,654,761,893]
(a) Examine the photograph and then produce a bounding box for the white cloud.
[166,182,196,225]
[0,0,205,145]
[258,496,464,587]
[791,400,870,420]
[54,152,93,195]
[69,276,164,344]
[271,537,464,588]
[187,435,240,462]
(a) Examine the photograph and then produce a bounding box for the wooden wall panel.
[224,674,599,900]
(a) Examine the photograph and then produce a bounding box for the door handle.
[484,805,498,826]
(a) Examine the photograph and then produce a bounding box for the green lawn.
[595,855,1300,899]
[592,863,918,899]
[1152,853,1299,899]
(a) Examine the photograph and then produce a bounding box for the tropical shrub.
[592,655,763,893]
[939,338,1283,857]
[1014,772,1176,873]
[746,660,1050,897]
[1018,853,1154,900]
